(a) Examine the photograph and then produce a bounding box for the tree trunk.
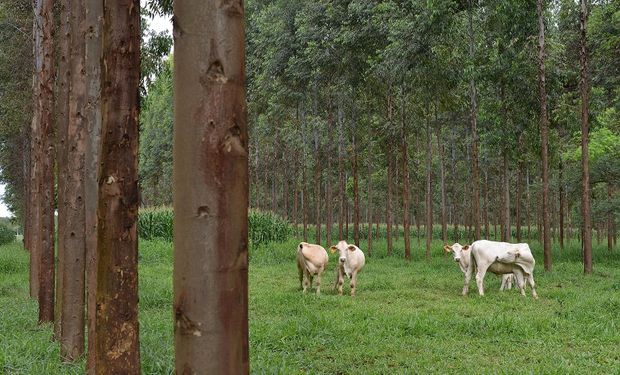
[501,150,510,242]
[95,1,141,372]
[484,170,490,239]
[302,157,308,242]
[402,118,411,261]
[468,0,481,240]
[352,133,360,246]
[559,160,565,250]
[338,99,344,241]
[172,0,249,372]
[36,0,56,325]
[61,0,87,360]
[314,131,321,245]
[386,146,394,255]
[436,120,447,243]
[526,167,531,242]
[326,97,333,247]
[54,0,71,342]
[516,158,523,243]
[608,184,613,252]
[425,117,432,259]
[579,0,592,274]
[29,0,44,302]
[367,156,373,257]
[84,0,102,369]
[538,0,552,270]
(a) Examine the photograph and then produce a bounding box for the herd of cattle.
[296,239,538,298]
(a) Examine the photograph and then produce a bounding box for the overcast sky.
[0,184,11,217]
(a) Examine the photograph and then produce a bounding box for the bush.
[0,223,15,245]
[138,207,292,247]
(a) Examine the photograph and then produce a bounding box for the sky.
[0,184,11,218]
[0,8,172,220]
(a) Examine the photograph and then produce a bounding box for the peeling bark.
[95,0,141,372]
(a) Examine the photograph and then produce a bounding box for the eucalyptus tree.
[95,0,141,371]
[173,0,249,372]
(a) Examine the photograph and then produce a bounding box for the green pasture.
[1,237,619,374]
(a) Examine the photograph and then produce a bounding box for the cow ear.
[329,246,338,254]
[443,244,452,253]
[462,245,470,251]
[347,245,356,252]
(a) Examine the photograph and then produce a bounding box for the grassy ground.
[1,238,619,374]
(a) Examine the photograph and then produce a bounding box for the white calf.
[297,242,329,295]
[330,241,365,296]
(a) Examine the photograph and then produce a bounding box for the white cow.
[297,242,329,295]
[330,241,365,296]
[444,243,514,291]
[463,240,538,298]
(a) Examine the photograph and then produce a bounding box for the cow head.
[443,243,469,263]
[496,249,520,263]
[330,240,357,264]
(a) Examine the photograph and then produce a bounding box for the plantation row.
[138,207,598,247]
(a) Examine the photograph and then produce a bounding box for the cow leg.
[500,275,507,291]
[315,269,323,295]
[463,263,474,296]
[507,274,513,290]
[527,274,538,299]
[475,264,489,296]
[336,268,344,296]
[302,269,310,293]
[513,270,526,296]
[350,270,359,297]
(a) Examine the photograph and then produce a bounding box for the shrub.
[0,223,15,245]
[138,206,174,241]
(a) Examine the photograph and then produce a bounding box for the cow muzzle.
[339,257,346,263]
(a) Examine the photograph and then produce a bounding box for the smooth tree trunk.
[338,99,344,240]
[95,0,141,372]
[352,133,360,246]
[173,0,249,372]
[325,99,333,247]
[608,184,614,252]
[516,157,523,243]
[579,0,592,274]
[367,157,373,257]
[436,121,447,243]
[386,145,394,256]
[37,0,56,325]
[84,0,102,370]
[425,119,432,259]
[314,124,321,245]
[501,150,510,242]
[468,0,481,240]
[559,160,565,249]
[538,0,552,271]
[402,122,411,261]
[61,0,87,360]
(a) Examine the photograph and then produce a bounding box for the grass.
[1,237,620,373]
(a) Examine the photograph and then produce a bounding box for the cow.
[297,242,329,295]
[462,240,538,298]
[329,241,366,296]
[444,243,514,291]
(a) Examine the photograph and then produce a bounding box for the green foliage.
[137,206,174,241]
[248,210,292,247]
[0,223,15,246]
[139,59,173,206]
[138,207,292,247]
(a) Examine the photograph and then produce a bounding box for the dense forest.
[139,0,619,258]
[2,1,618,257]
